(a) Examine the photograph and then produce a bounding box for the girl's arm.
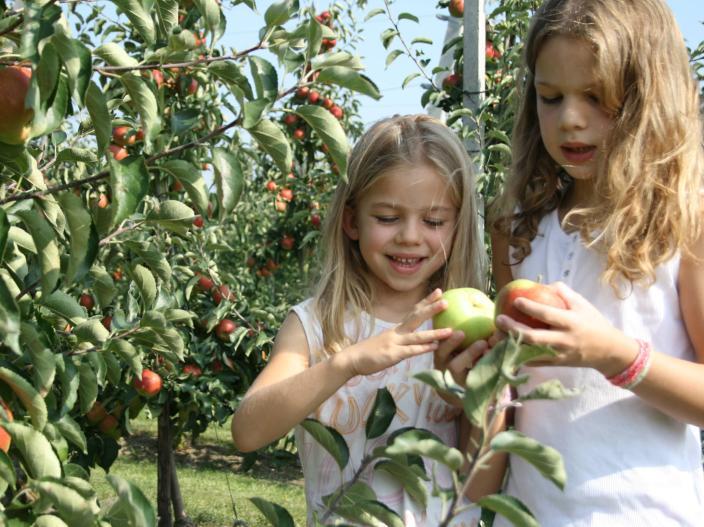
[232,289,456,452]
[494,229,704,427]
[491,231,515,291]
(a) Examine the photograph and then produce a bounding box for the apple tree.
[0,0,382,524]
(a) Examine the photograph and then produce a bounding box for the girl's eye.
[424,219,445,228]
[538,94,561,104]
[374,216,397,224]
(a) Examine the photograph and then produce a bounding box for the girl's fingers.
[399,291,447,332]
[434,330,466,368]
[513,297,569,329]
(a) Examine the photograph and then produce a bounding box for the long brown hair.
[313,114,486,357]
[492,0,703,288]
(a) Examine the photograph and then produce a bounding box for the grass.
[91,416,306,526]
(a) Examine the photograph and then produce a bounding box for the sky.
[230,1,703,126]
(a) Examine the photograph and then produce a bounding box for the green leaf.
[146,200,196,236]
[411,37,433,46]
[0,275,20,354]
[41,290,86,324]
[365,8,385,21]
[74,319,110,345]
[120,73,162,143]
[398,12,420,23]
[55,414,87,453]
[131,264,157,309]
[94,43,138,68]
[4,423,61,478]
[114,0,156,44]
[384,428,463,471]
[365,388,396,440]
[91,266,117,309]
[249,497,295,527]
[477,494,539,527]
[264,0,293,27]
[317,67,381,100]
[16,208,60,294]
[385,49,404,68]
[246,119,292,175]
[300,418,349,470]
[56,147,99,164]
[0,450,16,489]
[249,56,278,101]
[86,82,112,154]
[0,367,48,431]
[310,51,364,71]
[105,474,157,527]
[51,26,91,105]
[519,379,580,401]
[34,515,70,527]
[77,360,99,414]
[294,105,348,177]
[155,0,179,38]
[169,108,200,135]
[20,322,56,395]
[56,355,80,416]
[306,17,324,63]
[401,72,421,89]
[464,341,504,427]
[160,160,209,214]
[109,155,150,227]
[208,62,253,99]
[0,208,8,263]
[212,148,244,216]
[194,0,220,37]
[107,340,142,379]
[36,45,60,106]
[491,430,566,490]
[58,192,98,284]
[20,3,62,63]
[242,99,270,129]
[374,459,427,508]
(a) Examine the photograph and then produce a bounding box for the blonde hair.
[313,114,485,356]
[492,0,703,288]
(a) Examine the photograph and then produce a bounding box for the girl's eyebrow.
[370,201,455,212]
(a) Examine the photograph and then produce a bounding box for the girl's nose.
[396,220,422,244]
[559,98,587,131]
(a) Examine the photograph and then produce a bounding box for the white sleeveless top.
[292,299,480,527]
[496,209,704,527]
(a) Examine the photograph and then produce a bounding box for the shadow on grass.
[119,431,304,485]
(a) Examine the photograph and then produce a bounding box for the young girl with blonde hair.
[491,0,704,524]
[233,114,496,525]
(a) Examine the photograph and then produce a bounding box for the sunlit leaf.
[491,430,566,490]
[300,418,349,470]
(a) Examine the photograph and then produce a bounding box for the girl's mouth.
[387,255,425,273]
[560,144,596,164]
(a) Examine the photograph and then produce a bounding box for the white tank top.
[292,298,480,527]
[496,209,704,526]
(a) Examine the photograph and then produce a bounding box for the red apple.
[101,316,112,330]
[442,73,461,91]
[183,363,202,377]
[132,369,163,398]
[212,284,234,305]
[85,401,108,425]
[192,215,204,228]
[432,288,495,348]
[0,400,13,453]
[112,126,135,146]
[98,414,120,439]
[97,193,110,208]
[448,0,464,18]
[494,279,567,329]
[329,105,344,120]
[196,273,214,291]
[293,128,305,140]
[0,66,33,145]
[266,180,278,192]
[280,234,295,251]
[79,293,95,310]
[215,318,237,341]
[108,144,128,161]
[295,86,310,99]
[283,114,298,126]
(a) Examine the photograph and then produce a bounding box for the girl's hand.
[494,282,636,374]
[434,337,490,408]
[340,289,455,378]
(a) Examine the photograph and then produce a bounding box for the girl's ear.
[342,206,359,240]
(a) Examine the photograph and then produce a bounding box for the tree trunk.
[171,448,195,527]
[157,397,173,527]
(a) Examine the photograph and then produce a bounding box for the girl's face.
[534,36,614,187]
[343,163,457,309]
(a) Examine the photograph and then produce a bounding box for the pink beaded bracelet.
[607,339,652,390]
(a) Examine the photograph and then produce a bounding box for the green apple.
[432,288,495,348]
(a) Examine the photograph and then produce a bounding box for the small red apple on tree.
[108,144,128,161]
[283,113,298,126]
[132,369,163,398]
[295,86,310,99]
[329,105,344,120]
[196,273,214,291]
[0,399,13,453]
[279,188,294,201]
[98,414,120,439]
[293,128,306,140]
[266,180,278,192]
[215,319,237,341]
[101,316,112,330]
[212,284,235,305]
[494,279,567,329]
[183,363,202,377]
[192,215,204,228]
[85,401,108,425]
[448,0,464,18]
[79,293,95,310]
[0,65,33,145]
[280,234,295,251]
[112,126,135,146]
[442,73,462,91]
